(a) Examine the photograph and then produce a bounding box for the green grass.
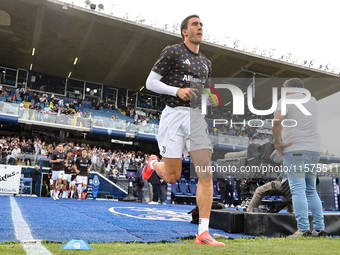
[1,238,338,255]
[0,242,26,255]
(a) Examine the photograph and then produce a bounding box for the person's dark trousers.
[236,186,242,205]
[219,187,226,203]
[137,185,143,201]
[9,158,16,165]
[160,183,167,202]
[226,188,234,205]
[152,184,160,202]
[32,181,37,195]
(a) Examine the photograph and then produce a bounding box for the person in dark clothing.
[30,165,41,195]
[135,162,143,202]
[225,176,235,207]
[235,178,242,205]
[149,171,161,204]
[217,177,226,204]
[91,99,96,108]
[159,179,167,205]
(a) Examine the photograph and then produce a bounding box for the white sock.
[149,160,157,170]
[63,191,66,197]
[51,190,54,196]
[198,218,209,235]
[71,190,74,198]
[78,185,82,198]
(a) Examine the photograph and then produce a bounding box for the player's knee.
[167,172,181,184]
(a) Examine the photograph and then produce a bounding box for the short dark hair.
[181,14,200,40]
[284,78,304,88]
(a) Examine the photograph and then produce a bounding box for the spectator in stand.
[1,87,7,98]
[76,109,82,126]
[77,103,84,113]
[24,88,30,101]
[95,100,100,110]
[91,99,96,109]
[34,102,42,121]
[95,115,103,127]
[77,96,82,106]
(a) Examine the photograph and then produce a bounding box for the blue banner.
[92,175,100,199]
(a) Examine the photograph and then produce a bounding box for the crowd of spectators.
[0,133,153,178]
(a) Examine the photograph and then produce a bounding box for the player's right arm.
[49,153,61,163]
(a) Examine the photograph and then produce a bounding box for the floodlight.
[136,15,145,23]
[93,89,98,93]
[285,53,292,60]
[233,39,239,48]
[222,37,229,46]
[86,88,90,92]
[90,3,96,10]
[85,0,91,7]
[173,22,179,32]
[98,4,104,11]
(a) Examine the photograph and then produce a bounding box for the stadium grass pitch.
[1,237,340,255]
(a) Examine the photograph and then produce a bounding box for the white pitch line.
[10,197,53,255]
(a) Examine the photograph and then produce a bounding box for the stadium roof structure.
[1,0,339,109]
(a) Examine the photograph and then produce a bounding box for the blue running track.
[0,196,251,243]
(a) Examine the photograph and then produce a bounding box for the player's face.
[57,145,63,152]
[184,17,203,45]
[82,150,87,157]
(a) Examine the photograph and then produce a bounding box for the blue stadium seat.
[178,178,190,195]
[171,182,183,196]
[188,179,197,196]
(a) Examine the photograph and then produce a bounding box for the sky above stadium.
[70,0,340,152]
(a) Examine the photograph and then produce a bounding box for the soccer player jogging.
[75,149,92,201]
[49,144,66,200]
[61,150,75,198]
[143,15,224,246]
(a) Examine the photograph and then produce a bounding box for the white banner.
[0,165,22,194]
